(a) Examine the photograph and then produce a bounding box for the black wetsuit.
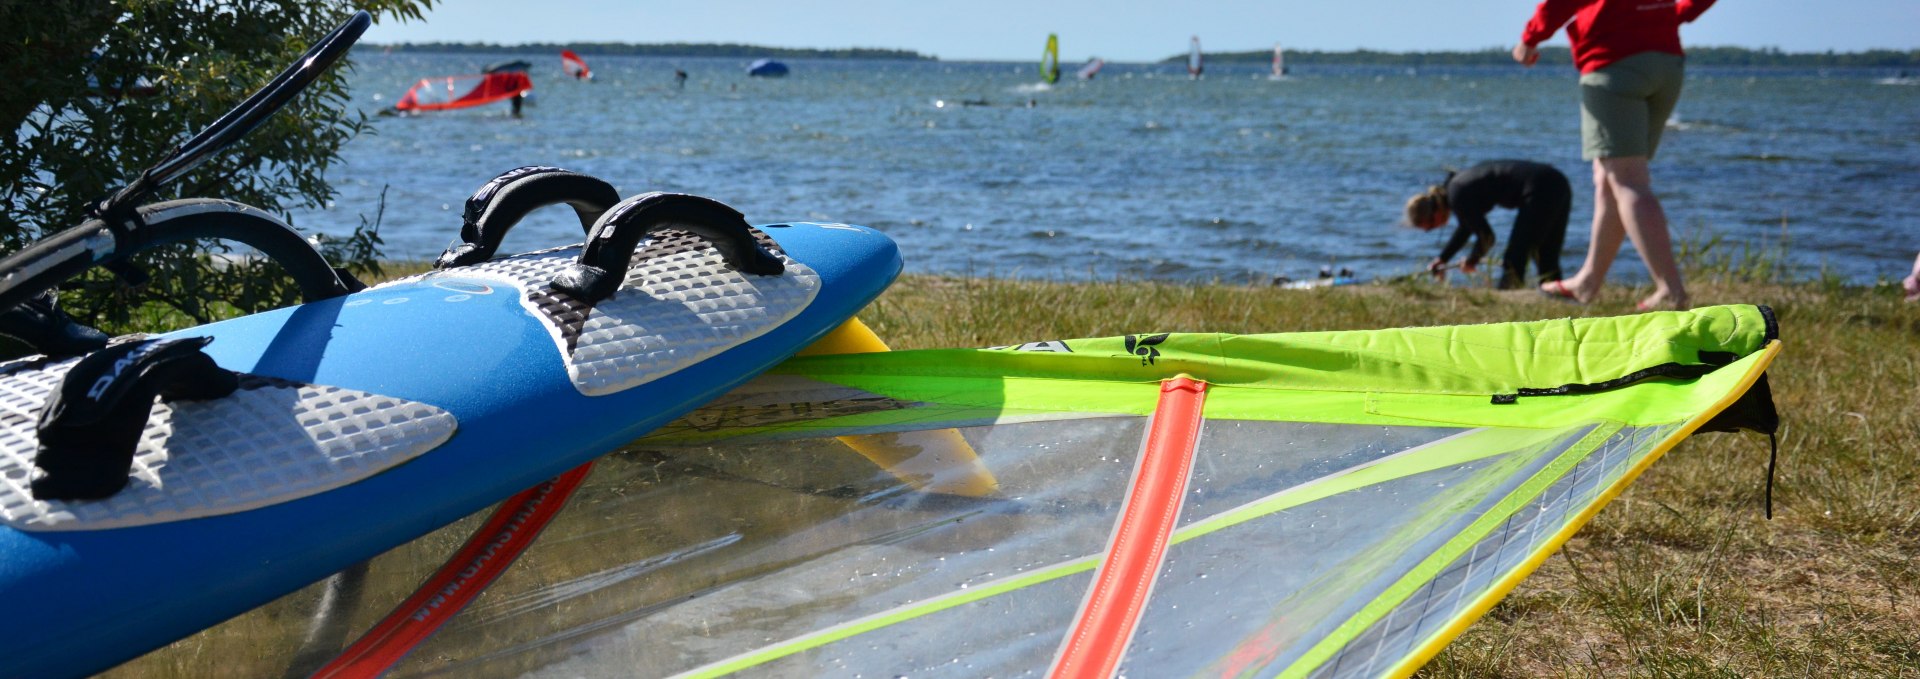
[1435,160,1571,289]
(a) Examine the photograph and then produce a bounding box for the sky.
[363,0,1920,62]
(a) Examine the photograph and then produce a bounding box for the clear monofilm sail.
[1273,43,1288,78]
[142,306,1783,679]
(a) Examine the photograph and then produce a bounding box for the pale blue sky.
[363,0,1920,62]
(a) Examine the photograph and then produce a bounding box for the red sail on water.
[561,50,591,79]
[393,71,533,112]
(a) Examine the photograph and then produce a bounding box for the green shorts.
[1579,51,1685,160]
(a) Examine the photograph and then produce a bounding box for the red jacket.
[1522,0,1715,73]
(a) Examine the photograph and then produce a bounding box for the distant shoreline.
[363,43,1918,68]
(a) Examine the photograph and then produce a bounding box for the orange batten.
[1050,376,1207,679]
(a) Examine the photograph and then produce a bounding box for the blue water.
[293,54,1920,284]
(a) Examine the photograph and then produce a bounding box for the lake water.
[295,53,1919,284]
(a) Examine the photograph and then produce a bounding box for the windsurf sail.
[1189,35,1204,78]
[1041,33,1061,84]
[1076,57,1106,80]
[125,306,1781,678]
[392,71,533,112]
[1273,42,1289,78]
[560,49,591,80]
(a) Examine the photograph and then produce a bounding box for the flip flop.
[1539,279,1583,304]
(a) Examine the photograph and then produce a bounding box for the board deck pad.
[380,228,819,396]
[0,361,457,532]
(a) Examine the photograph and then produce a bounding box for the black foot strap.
[435,166,620,268]
[551,192,783,304]
[0,290,109,358]
[32,337,238,501]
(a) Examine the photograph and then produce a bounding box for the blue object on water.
[747,58,790,77]
[0,218,899,679]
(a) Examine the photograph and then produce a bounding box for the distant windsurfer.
[510,93,523,118]
[675,69,687,89]
[1516,0,1716,310]
[1404,160,1570,290]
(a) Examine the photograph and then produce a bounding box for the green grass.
[101,265,1920,677]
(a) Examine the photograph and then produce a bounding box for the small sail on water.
[1077,57,1106,80]
[1041,33,1062,84]
[560,49,591,80]
[1272,42,1290,79]
[1188,35,1204,79]
[129,307,1783,679]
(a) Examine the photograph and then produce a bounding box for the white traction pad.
[383,229,820,396]
[0,359,457,533]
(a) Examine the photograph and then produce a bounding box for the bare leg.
[1600,156,1688,309]
[1541,159,1624,303]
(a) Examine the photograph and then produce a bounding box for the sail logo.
[1125,333,1170,365]
[989,340,1074,353]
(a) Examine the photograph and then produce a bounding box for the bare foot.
[1539,277,1596,304]
[1903,273,1919,302]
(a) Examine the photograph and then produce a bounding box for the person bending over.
[1404,159,1571,289]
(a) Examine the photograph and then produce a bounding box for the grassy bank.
[857,273,1920,677]
[106,268,1919,677]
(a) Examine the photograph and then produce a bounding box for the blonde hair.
[1403,185,1448,228]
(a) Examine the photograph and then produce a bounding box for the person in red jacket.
[1516,0,1714,310]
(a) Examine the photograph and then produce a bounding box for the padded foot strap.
[32,337,238,500]
[0,290,109,358]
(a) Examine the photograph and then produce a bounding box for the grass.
[101,261,1920,677]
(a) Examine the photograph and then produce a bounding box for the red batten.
[1050,376,1207,679]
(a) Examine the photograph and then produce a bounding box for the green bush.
[0,0,430,335]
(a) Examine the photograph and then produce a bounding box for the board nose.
[756,222,902,292]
